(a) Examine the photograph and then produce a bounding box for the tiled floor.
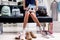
[0,33,60,40]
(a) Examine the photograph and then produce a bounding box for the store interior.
[0,0,60,40]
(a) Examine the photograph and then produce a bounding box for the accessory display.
[1,6,11,16]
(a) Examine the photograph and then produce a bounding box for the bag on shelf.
[12,6,21,17]
[37,6,47,16]
[1,6,11,16]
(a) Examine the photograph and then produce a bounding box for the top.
[25,0,36,7]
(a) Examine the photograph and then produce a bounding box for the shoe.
[41,31,47,36]
[15,36,20,39]
[40,25,43,31]
[29,32,36,38]
[36,25,43,34]
[20,33,25,40]
[25,32,32,40]
[47,32,54,38]
[39,25,44,34]
[41,32,49,39]
[15,32,21,39]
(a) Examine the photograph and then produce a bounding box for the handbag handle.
[12,6,18,9]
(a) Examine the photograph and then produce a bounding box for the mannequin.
[51,0,58,21]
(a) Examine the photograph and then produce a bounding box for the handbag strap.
[12,6,18,9]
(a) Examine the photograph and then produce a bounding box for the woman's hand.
[36,7,38,11]
[24,7,28,11]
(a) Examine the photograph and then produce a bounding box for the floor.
[0,33,60,40]
[0,21,60,40]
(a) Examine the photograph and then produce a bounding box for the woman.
[15,0,43,40]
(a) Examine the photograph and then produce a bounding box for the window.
[8,0,16,2]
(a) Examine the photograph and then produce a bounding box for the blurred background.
[0,0,60,40]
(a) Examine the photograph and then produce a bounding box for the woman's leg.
[30,12,43,34]
[48,22,53,34]
[20,11,30,40]
[15,11,30,39]
[30,12,40,27]
[23,11,30,29]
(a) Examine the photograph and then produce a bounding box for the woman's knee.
[30,12,36,17]
[25,11,30,16]
[25,13,29,17]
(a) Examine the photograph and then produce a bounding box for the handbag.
[1,6,11,16]
[12,6,21,17]
[37,6,47,16]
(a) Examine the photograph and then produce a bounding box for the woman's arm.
[22,0,25,9]
[35,0,38,10]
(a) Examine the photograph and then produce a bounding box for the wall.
[0,0,1,5]
[0,0,17,5]
[57,0,60,21]
[2,0,8,1]
[49,0,60,21]
[38,0,52,17]
[44,0,51,17]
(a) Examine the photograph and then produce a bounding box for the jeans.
[28,4,36,10]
